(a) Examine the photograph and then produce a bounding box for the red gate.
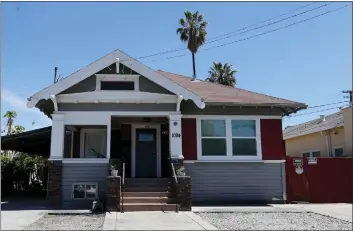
[286,157,353,203]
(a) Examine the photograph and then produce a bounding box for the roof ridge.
[157,70,303,104]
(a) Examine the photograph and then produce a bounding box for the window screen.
[100,81,134,90]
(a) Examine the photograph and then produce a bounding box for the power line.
[285,105,347,119]
[145,3,351,63]
[134,2,327,60]
[205,2,334,45]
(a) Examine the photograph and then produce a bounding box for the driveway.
[1,199,50,230]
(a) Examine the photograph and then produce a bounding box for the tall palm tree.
[206,62,237,87]
[176,11,207,80]
[3,111,17,135]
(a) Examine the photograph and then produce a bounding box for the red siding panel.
[260,119,285,160]
[182,118,197,160]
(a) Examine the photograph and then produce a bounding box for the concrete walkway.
[103,211,218,230]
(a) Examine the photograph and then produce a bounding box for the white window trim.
[72,183,98,200]
[332,146,344,157]
[301,150,320,158]
[95,74,139,91]
[196,116,262,161]
[80,128,107,158]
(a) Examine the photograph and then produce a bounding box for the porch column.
[106,118,111,159]
[50,114,65,160]
[168,114,183,161]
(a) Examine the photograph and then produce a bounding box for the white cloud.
[1,89,51,127]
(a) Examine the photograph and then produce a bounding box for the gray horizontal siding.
[184,162,284,203]
[58,103,176,111]
[62,163,109,209]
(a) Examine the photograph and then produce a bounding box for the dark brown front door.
[135,129,157,178]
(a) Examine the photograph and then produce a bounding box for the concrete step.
[123,187,170,192]
[122,192,170,197]
[124,182,171,187]
[122,203,178,212]
[123,197,168,203]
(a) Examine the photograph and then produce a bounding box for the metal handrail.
[171,162,178,184]
[170,162,179,212]
[121,162,125,213]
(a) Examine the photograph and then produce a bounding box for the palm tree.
[3,111,17,135]
[176,11,207,80]
[206,62,237,87]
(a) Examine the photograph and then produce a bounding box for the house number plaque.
[172,133,181,138]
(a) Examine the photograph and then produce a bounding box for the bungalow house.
[283,106,352,158]
[26,49,305,210]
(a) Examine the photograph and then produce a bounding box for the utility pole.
[342,90,353,106]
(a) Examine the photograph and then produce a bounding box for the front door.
[135,129,157,177]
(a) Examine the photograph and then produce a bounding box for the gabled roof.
[27,50,205,109]
[26,49,305,113]
[283,111,344,140]
[157,70,306,108]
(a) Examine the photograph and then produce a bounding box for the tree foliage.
[206,62,237,87]
[177,11,207,78]
[1,110,48,198]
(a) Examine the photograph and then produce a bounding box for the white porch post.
[168,114,183,160]
[50,114,65,160]
[106,118,111,159]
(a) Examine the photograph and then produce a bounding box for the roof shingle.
[157,70,305,107]
[283,111,344,139]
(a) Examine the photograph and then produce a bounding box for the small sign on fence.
[293,159,303,167]
[308,157,317,165]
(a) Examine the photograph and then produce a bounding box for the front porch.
[50,111,184,178]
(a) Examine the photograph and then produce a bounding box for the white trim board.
[56,91,178,104]
[27,49,205,109]
[131,123,161,178]
[60,111,181,126]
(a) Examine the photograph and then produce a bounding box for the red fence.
[286,157,353,203]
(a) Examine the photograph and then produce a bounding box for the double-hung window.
[198,117,261,160]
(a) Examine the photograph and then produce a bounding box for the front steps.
[121,178,178,212]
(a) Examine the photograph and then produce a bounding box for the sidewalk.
[103,211,218,230]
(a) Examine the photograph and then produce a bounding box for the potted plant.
[110,164,119,177]
[176,166,186,176]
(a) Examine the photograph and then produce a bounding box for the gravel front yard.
[25,213,105,230]
[197,212,352,230]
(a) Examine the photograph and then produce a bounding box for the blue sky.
[1,2,352,131]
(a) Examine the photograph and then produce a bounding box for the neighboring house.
[26,49,305,209]
[283,106,352,158]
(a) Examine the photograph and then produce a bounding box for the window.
[80,129,106,158]
[198,117,261,160]
[73,183,98,199]
[101,81,134,90]
[232,120,257,156]
[302,150,321,158]
[201,120,227,156]
[332,147,344,157]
